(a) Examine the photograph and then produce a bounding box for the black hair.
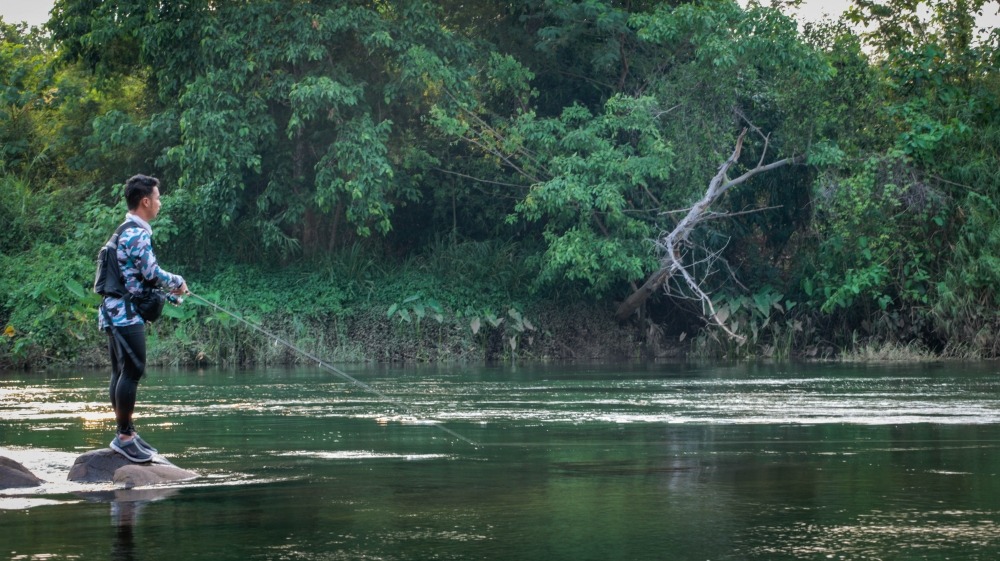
[124,174,160,211]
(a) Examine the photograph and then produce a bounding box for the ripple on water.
[275,450,451,461]
[748,509,1000,559]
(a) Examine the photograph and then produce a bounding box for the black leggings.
[107,324,146,435]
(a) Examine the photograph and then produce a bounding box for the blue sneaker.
[123,424,158,454]
[110,435,153,463]
[131,433,158,455]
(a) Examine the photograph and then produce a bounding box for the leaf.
[386,303,398,318]
[803,278,814,297]
[162,306,185,319]
[714,307,730,324]
[485,313,503,328]
[470,317,481,335]
[64,281,86,299]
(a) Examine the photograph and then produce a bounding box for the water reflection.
[77,488,180,561]
[2,363,1000,560]
[748,509,1000,558]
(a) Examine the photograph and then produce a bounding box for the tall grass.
[839,339,937,362]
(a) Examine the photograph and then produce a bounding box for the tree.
[430,1,830,340]
[614,128,800,327]
[49,0,487,259]
[802,0,1000,354]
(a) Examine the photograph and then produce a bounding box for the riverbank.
[2,259,989,370]
[6,298,973,371]
[18,300,662,369]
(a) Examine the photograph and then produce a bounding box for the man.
[99,174,188,462]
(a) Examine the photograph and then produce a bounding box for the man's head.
[125,174,162,221]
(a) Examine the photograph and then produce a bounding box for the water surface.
[2,362,1000,560]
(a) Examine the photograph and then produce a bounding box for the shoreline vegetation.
[2,260,988,371]
[3,2,999,369]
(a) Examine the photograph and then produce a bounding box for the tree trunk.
[615,129,798,338]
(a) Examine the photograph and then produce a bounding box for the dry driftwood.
[614,128,798,339]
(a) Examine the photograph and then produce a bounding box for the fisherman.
[98,174,188,462]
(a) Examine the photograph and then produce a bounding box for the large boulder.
[68,449,198,488]
[0,456,43,489]
[113,464,199,489]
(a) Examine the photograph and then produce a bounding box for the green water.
[2,362,1000,560]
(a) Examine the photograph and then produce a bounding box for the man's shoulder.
[119,224,152,247]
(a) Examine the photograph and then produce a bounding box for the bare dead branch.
[614,127,800,335]
[701,204,784,221]
[757,133,771,169]
[653,104,683,118]
[719,156,799,194]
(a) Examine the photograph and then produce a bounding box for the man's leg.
[107,330,122,413]
[108,324,152,462]
[112,324,146,435]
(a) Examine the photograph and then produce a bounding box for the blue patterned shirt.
[98,213,185,329]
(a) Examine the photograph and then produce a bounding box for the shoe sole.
[110,441,153,463]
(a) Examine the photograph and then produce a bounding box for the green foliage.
[0,21,55,183]
[932,193,1000,355]
[0,242,96,363]
[463,305,536,362]
[200,264,348,319]
[803,151,945,345]
[428,0,832,298]
[502,306,537,359]
[797,0,1000,356]
[0,188,121,365]
[51,0,486,258]
[691,287,804,359]
[387,292,444,339]
[2,0,999,364]
[504,96,672,293]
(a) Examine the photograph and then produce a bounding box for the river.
[2,361,1000,560]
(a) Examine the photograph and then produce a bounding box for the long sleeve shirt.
[98,213,185,329]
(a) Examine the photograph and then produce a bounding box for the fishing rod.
[182,291,479,447]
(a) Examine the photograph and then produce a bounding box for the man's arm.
[126,229,186,292]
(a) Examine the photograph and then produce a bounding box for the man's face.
[143,186,161,219]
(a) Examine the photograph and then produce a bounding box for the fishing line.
[184,291,479,447]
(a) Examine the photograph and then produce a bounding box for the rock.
[68,449,134,483]
[114,464,199,489]
[0,456,44,489]
[67,449,199,488]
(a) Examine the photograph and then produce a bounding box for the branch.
[615,128,798,331]
[719,156,799,194]
[431,167,531,190]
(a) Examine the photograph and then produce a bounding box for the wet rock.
[0,456,44,489]
[67,449,198,488]
[113,464,199,489]
[68,449,134,483]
